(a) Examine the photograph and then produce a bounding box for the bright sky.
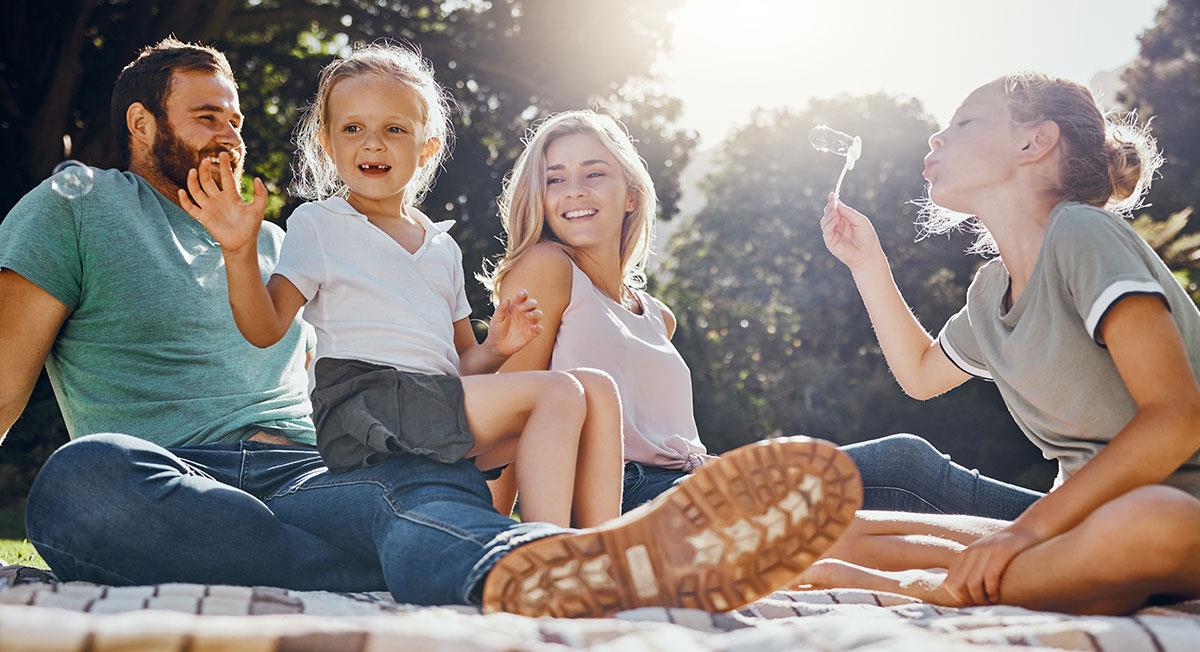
[658,0,1165,147]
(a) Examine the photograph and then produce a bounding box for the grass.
[0,539,45,569]
[0,507,47,570]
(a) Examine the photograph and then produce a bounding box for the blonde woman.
[483,111,718,515]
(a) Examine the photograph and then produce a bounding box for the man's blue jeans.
[843,434,1044,521]
[24,434,564,605]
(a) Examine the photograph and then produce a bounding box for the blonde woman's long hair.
[481,110,657,303]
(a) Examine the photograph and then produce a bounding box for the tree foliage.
[662,96,1055,489]
[1120,0,1200,219]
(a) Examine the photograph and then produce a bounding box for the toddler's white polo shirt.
[272,197,472,386]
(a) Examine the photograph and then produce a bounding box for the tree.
[662,96,1055,489]
[0,2,692,242]
[1120,0,1200,219]
[0,0,694,507]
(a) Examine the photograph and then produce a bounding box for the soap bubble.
[50,161,94,200]
[809,125,859,157]
[808,125,862,199]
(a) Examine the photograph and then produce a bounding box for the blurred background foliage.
[1,0,1198,510]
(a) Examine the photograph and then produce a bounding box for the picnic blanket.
[1,564,1198,651]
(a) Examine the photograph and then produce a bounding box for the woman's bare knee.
[1079,486,1200,581]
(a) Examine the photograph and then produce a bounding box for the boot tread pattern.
[482,437,862,618]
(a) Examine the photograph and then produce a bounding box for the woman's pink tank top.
[550,260,709,470]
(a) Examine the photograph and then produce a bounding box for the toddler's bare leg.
[462,371,586,527]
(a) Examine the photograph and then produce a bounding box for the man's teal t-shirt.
[0,168,316,447]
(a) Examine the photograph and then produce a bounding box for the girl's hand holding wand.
[820,193,885,273]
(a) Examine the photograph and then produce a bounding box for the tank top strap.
[566,256,591,301]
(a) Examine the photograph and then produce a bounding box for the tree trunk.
[27,0,96,178]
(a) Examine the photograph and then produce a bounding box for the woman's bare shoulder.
[498,242,574,305]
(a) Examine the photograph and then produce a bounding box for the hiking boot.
[482,436,862,617]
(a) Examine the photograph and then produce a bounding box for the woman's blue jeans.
[621,461,689,513]
[842,433,1043,520]
[24,433,564,605]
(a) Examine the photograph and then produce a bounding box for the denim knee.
[26,434,141,538]
[25,434,154,582]
[842,434,950,491]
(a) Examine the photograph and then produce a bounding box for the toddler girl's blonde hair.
[291,42,453,205]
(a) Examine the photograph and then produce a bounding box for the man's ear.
[1017,120,1060,164]
[419,137,442,167]
[126,102,157,153]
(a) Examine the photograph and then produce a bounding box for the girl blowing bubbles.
[810,72,1200,614]
[179,44,623,528]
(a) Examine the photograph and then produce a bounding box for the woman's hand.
[178,151,267,255]
[820,193,885,272]
[943,524,1042,605]
[484,290,545,358]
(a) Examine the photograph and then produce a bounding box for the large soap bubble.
[809,125,862,199]
[50,160,94,200]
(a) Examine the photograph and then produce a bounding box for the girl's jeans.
[843,433,1043,520]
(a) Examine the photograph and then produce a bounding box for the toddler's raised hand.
[486,290,545,357]
[177,151,268,255]
[820,193,885,272]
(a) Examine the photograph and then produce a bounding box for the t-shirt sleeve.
[937,302,992,380]
[1050,206,1167,346]
[451,240,472,322]
[303,321,317,354]
[272,210,325,300]
[0,180,83,310]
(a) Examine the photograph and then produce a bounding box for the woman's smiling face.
[541,132,638,251]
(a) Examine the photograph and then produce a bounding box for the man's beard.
[153,121,244,193]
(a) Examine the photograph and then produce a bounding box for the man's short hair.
[110,37,236,164]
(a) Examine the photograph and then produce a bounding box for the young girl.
[480,111,717,516]
[806,72,1200,614]
[177,44,624,528]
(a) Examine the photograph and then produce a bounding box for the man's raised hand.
[177,151,267,254]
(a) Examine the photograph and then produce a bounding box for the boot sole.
[482,436,862,617]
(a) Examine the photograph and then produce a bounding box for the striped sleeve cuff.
[937,332,993,380]
[1084,280,1167,344]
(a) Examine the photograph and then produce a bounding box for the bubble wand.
[808,125,862,200]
